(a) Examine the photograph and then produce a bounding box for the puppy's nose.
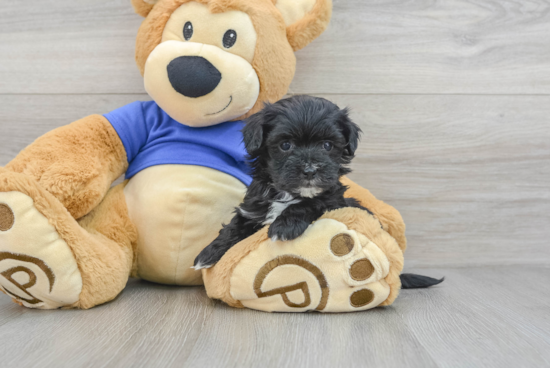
[167,56,222,98]
[302,166,317,180]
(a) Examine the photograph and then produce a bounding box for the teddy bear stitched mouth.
[206,96,233,116]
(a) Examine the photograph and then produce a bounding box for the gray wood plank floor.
[1,0,549,367]
[0,266,548,368]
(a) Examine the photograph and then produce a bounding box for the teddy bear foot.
[232,220,391,312]
[0,182,83,309]
[204,208,404,313]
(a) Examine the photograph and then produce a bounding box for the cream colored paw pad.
[229,218,391,313]
[338,232,391,288]
[0,192,82,309]
[0,204,15,231]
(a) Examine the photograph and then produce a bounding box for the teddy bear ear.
[131,0,158,17]
[274,0,333,51]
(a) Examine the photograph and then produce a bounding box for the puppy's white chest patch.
[263,193,301,225]
[298,187,323,198]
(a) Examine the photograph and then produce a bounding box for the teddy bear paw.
[0,191,82,309]
[227,217,393,312]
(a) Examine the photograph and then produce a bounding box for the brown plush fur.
[284,0,332,51]
[5,115,128,220]
[202,229,272,308]
[75,183,138,309]
[202,207,404,308]
[341,176,408,253]
[0,171,136,309]
[134,0,331,119]
[132,0,156,17]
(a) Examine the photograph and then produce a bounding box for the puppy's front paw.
[268,218,310,242]
[193,245,222,270]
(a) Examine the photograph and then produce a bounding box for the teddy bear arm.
[341,176,407,253]
[5,114,128,219]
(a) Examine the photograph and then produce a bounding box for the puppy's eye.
[280,142,292,151]
[323,142,333,151]
[223,30,237,48]
[183,22,193,41]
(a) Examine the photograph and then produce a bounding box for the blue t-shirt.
[104,101,252,185]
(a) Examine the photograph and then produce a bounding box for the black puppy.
[194,95,367,270]
[193,96,445,289]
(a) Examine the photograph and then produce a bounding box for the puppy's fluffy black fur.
[194,95,367,269]
[193,95,444,290]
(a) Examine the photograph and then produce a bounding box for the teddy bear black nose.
[167,56,222,98]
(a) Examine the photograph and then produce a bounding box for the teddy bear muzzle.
[144,40,260,128]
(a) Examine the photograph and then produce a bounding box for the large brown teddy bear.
[0,0,408,312]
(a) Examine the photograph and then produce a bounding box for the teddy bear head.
[131,0,332,127]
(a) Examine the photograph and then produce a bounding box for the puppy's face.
[243,96,361,197]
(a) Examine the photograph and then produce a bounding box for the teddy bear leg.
[203,208,404,313]
[0,170,136,309]
[74,182,137,309]
[341,177,407,253]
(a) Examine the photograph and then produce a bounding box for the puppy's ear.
[338,108,362,157]
[243,110,267,155]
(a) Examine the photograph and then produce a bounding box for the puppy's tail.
[400,273,444,289]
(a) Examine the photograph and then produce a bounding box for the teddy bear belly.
[123,164,246,285]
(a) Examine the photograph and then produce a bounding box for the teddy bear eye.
[183,22,193,41]
[280,142,292,151]
[223,30,237,48]
[323,142,333,151]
